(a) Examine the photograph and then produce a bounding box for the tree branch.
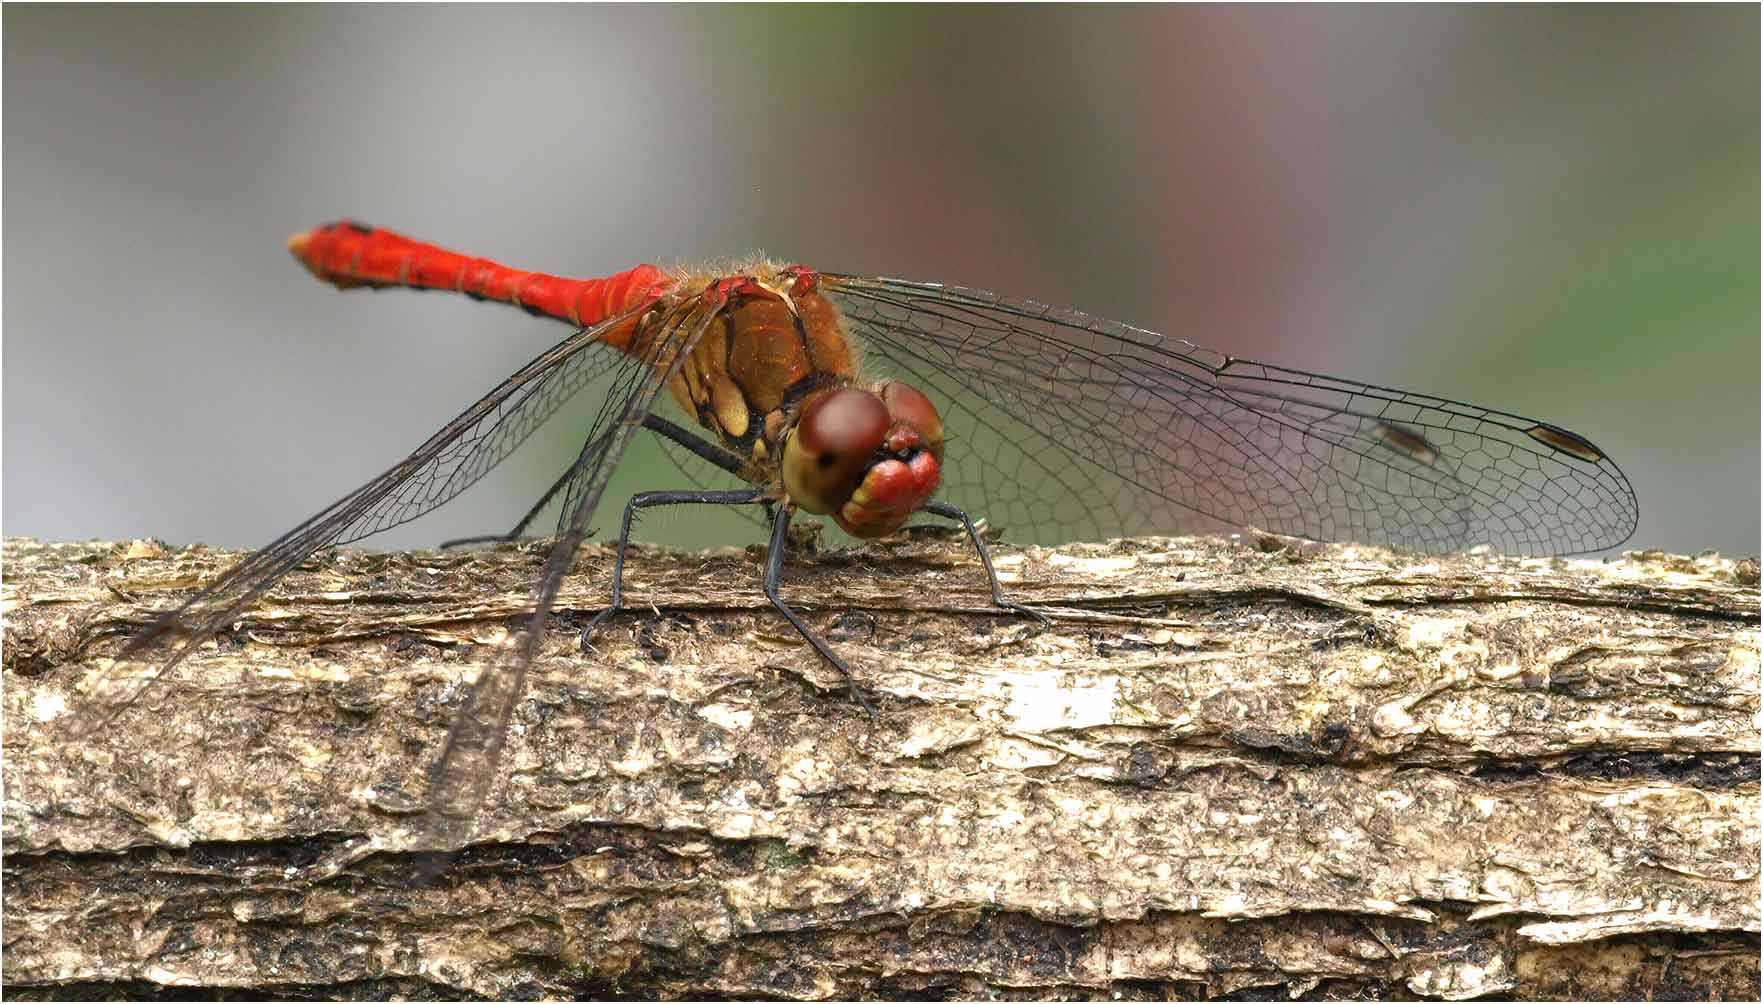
[3,533,1757,999]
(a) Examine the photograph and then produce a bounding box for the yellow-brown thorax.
[665,275,856,477]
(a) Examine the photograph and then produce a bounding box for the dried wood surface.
[2,532,1758,1000]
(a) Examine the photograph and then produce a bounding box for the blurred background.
[5,6,1757,556]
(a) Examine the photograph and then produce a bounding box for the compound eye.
[878,380,944,457]
[783,388,890,515]
[799,387,889,460]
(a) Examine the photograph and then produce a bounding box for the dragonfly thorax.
[653,266,946,537]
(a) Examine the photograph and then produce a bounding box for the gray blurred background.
[5,6,1757,556]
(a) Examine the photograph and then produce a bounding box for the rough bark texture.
[3,532,1758,1000]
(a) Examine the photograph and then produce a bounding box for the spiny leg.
[920,499,1051,626]
[762,504,877,717]
[582,488,768,640]
[640,413,749,477]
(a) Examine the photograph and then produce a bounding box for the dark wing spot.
[1375,421,1438,466]
[1526,424,1605,463]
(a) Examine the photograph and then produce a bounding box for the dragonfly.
[75,221,1639,835]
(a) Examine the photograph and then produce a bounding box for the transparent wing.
[824,276,1638,555]
[420,295,721,841]
[70,304,652,731]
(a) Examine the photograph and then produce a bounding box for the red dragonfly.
[78,221,1638,831]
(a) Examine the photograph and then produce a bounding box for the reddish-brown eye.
[782,388,890,516]
[798,387,890,459]
[877,381,945,459]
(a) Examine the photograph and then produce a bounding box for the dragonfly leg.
[920,499,1051,626]
[582,488,769,642]
[762,504,878,718]
[641,413,749,477]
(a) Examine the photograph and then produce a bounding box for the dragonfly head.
[782,381,945,538]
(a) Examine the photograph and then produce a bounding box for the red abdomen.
[286,221,672,330]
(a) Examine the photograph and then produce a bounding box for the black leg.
[762,505,877,717]
[582,488,769,639]
[921,499,1051,626]
[642,413,748,478]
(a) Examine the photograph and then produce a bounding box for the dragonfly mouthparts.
[881,425,925,458]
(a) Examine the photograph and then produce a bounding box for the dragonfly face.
[780,381,946,537]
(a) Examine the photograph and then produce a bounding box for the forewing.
[824,277,1637,555]
[70,306,651,731]
[419,296,719,842]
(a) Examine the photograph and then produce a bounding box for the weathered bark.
[3,532,1757,1000]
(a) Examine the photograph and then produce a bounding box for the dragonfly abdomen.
[286,220,672,330]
